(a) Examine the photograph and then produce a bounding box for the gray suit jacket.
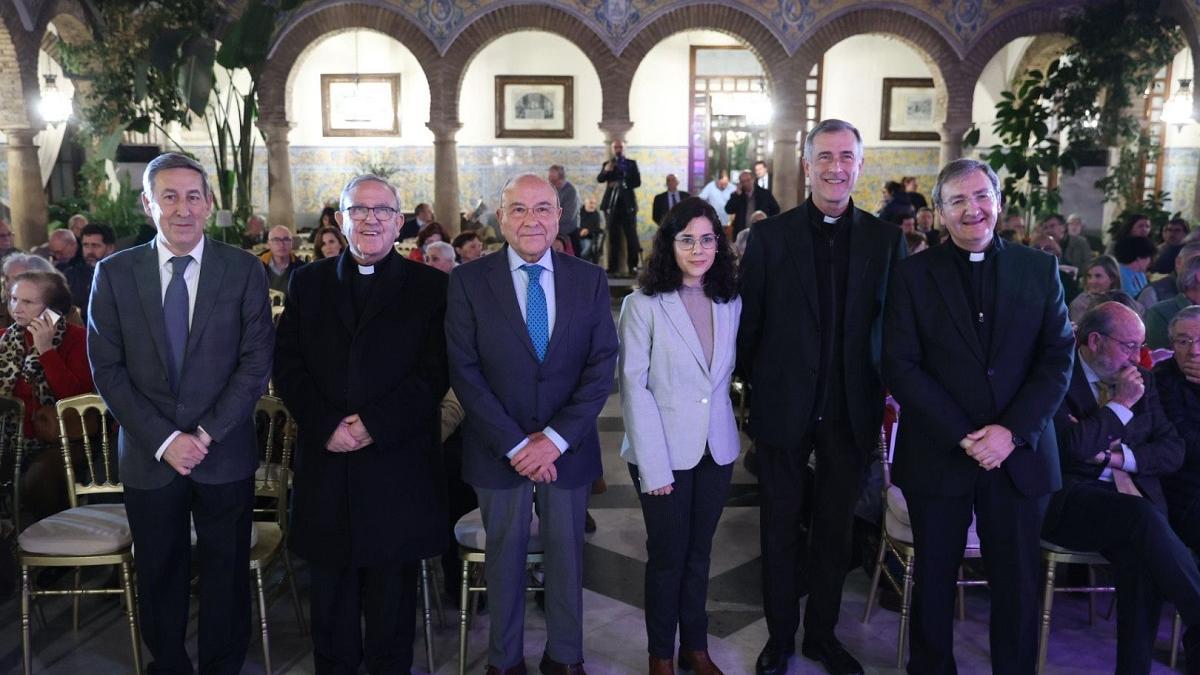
[88,237,274,489]
[618,290,741,493]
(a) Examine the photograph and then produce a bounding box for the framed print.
[321,73,401,137]
[880,78,939,141]
[495,75,574,139]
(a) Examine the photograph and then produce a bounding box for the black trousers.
[309,561,419,674]
[757,419,863,649]
[905,468,1045,675]
[630,454,734,658]
[607,209,640,273]
[124,474,254,675]
[1044,481,1200,675]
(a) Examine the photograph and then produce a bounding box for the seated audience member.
[1145,256,1200,349]
[425,241,457,274]
[0,219,20,264]
[451,231,483,264]
[733,228,752,259]
[1152,218,1191,274]
[551,234,570,254]
[47,229,80,270]
[1140,240,1200,308]
[263,226,304,297]
[241,214,267,249]
[1,254,60,329]
[579,197,604,263]
[1032,233,1081,305]
[1042,301,1200,674]
[312,225,347,260]
[63,223,116,322]
[998,212,1028,244]
[1,271,94,520]
[1070,256,1127,322]
[66,213,88,240]
[1068,213,1103,253]
[1109,213,1154,253]
[307,205,339,243]
[750,210,768,225]
[1156,306,1200,551]
[877,181,912,226]
[400,202,434,241]
[902,176,928,210]
[409,221,449,262]
[1113,235,1156,298]
[1042,212,1093,273]
[903,230,928,255]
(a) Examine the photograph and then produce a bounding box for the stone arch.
[34,1,99,122]
[261,2,441,125]
[440,4,613,126]
[0,1,37,130]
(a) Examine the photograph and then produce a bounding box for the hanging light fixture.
[1162,49,1196,130]
[340,30,370,122]
[38,73,72,125]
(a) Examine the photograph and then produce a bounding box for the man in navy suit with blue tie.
[446,173,619,674]
[89,153,274,673]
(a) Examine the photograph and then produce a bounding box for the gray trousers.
[476,480,589,668]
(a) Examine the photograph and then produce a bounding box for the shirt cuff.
[543,427,568,454]
[1105,401,1134,426]
[156,430,182,461]
[505,437,530,460]
[1121,443,1138,473]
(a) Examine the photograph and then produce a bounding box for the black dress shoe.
[755,643,793,675]
[801,638,864,675]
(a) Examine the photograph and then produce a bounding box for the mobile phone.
[40,308,61,325]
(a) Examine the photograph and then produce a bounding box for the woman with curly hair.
[618,196,740,674]
[409,221,450,262]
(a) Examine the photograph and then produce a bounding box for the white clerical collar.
[969,251,985,262]
[357,264,375,275]
[823,214,838,224]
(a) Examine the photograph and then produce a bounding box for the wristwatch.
[1098,448,1112,470]
[1011,433,1028,448]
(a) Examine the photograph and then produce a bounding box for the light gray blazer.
[618,289,741,492]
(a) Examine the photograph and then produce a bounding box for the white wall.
[820,34,939,147]
[627,30,741,147]
[457,31,602,146]
[1164,47,1200,149]
[972,37,1034,149]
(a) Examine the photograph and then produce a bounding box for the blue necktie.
[522,264,548,362]
[164,255,192,393]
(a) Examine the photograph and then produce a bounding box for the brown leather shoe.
[539,652,586,675]
[679,649,724,675]
[649,655,675,675]
[485,663,528,675]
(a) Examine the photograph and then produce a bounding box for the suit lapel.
[660,291,710,374]
[334,252,357,335]
[783,211,820,323]
[543,252,575,363]
[928,245,985,363]
[710,299,727,378]
[1067,359,1100,416]
[988,239,1017,364]
[133,244,172,376]
[844,211,874,325]
[486,249,540,362]
[185,241,226,358]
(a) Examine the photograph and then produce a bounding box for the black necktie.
[164,255,192,394]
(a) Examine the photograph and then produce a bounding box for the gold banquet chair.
[1035,542,1114,673]
[16,394,140,675]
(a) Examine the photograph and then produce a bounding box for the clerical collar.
[950,238,997,263]
[805,197,852,225]
[358,264,375,275]
[353,249,393,276]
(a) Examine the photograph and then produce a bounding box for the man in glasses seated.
[1043,301,1200,673]
[1157,306,1200,554]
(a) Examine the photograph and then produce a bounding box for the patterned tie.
[522,264,548,362]
[164,255,192,394]
[1096,382,1143,497]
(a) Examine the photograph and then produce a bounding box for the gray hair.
[2,252,55,277]
[339,174,401,213]
[548,164,565,180]
[803,119,863,163]
[49,229,76,245]
[143,152,211,199]
[1178,256,1200,294]
[1169,305,1200,337]
[932,158,1001,208]
[1076,301,1139,346]
[500,173,559,207]
[426,240,456,260]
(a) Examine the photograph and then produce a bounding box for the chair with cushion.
[16,394,140,675]
[1035,542,1114,673]
[454,506,545,675]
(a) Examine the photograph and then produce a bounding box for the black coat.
[737,203,905,456]
[883,239,1075,498]
[725,186,779,238]
[652,191,690,226]
[1157,359,1200,517]
[274,251,449,568]
[597,157,641,215]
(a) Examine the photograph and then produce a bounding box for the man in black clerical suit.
[738,119,906,675]
[725,170,779,241]
[1043,301,1200,674]
[597,138,641,275]
[883,158,1075,674]
[651,173,690,226]
[274,174,449,673]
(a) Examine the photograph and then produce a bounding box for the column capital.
[597,118,634,143]
[427,120,462,141]
[255,119,294,142]
[0,127,38,145]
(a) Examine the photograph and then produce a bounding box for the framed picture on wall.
[495,75,574,139]
[321,73,401,137]
[880,78,939,141]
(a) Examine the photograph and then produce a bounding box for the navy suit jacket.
[88,237,274,489]
[446,249,618,490]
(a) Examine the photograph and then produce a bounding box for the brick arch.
[34,0,98,45]
[959,5,1072,85]
[0,1,37,130]
[440,4,613,125]
[260,2,440,125]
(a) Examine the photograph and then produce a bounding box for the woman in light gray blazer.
[619,197,741,675]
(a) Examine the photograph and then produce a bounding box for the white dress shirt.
[154,235,207,460]
[504,246,567,458]
[1078,355,1139,480]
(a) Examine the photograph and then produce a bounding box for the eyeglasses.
[268,236,293,244]
[1171,335,1200,349]
[674,234,718,251]
[940,191,996,213]
[345,205,398,221]
[1098,333,1145,356]
[505,204,557,220]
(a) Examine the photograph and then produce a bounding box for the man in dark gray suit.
[446,173,618,675]
[88,152,274,674]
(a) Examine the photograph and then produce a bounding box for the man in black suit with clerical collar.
[725,170,779,240]
[1044,301,1200,673]
[883,158,1075,674]
[739,118,906,675]
[651,173,690,226]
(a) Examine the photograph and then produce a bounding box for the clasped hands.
[326,414,373,453]
[960,424,1016,471]
[163,428,213,476]
[511,431,559,483]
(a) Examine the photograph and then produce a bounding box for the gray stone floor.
[0,389,1180,674]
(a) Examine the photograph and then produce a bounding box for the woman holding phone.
[619,197,740,675]
[0,271,93,519]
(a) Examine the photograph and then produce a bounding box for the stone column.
[939,120,973,166]
[256,120,296,230]
[598,118,634,144]
[771,117,804,211]
[4,128,49,249]
[429,120,463,236]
